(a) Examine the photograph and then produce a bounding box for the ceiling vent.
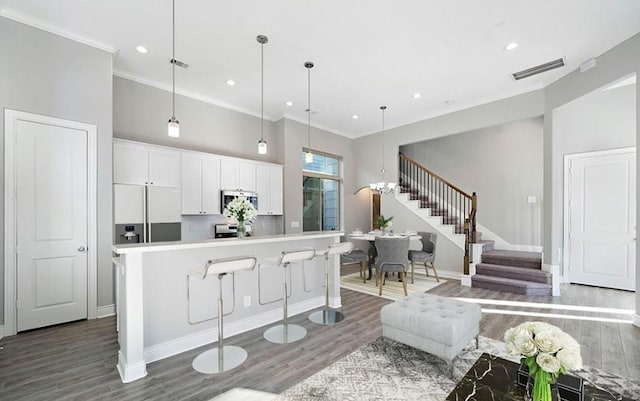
[170,58,189,68]
[512,58,565,80]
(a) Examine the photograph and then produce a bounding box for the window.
[302,150,342,231]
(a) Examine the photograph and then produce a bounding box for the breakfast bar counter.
[112,231,343,383]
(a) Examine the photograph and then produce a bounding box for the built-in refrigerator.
[114,184,182,244]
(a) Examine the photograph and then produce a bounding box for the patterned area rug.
[340,272,445,301]
[277,336,640,401]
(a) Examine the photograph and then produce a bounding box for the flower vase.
[237,220,246,238]
[524,373,560,401]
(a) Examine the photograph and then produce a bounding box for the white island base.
[112,232,343,383]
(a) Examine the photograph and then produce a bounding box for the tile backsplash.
[181,214,284,241]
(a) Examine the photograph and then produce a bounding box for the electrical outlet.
[243,295,251,307]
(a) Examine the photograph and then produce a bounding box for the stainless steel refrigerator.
[114,184,181,244]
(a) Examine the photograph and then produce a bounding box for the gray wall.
[400,117,544,246]
[114,76,280,163]
[0,17,114,323]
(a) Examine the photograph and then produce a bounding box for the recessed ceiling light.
[413,93,422,99]
[351,114,359,119]
[285,101,293,106]
[505,42,519,51]
[136,46,148,54]
[226,79,236,86]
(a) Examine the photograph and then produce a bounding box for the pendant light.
[369,106,396,194]
[304,61,314,164]
[257,35,268,155]
[167,0,180,138]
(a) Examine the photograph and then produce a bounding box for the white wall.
[0,17,113,322]
[401,117,543,246]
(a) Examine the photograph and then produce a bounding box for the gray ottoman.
[380,293,481,365]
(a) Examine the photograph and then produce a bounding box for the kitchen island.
[112,231,343,383]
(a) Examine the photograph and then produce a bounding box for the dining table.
[348,232,421,280]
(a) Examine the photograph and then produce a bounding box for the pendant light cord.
[171,0,176,120]
[307,66,311,149]
[260,42,264,141]
[381,106,386,177]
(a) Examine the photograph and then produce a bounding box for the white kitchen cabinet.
[220,159,256,192]
[113,140,181,187]
[256,164,283,215]
[181,152,220,215]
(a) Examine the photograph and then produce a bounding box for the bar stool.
[191,255,257,374]
[263,248,316,344]
[309,242,354,325]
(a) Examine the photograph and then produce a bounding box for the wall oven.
[220,190,258,214]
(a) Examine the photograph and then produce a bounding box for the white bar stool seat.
[309,242,353,325]
[263,248,316,344]
[191,256,257,374]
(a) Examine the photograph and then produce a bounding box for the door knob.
[78,246,86,252]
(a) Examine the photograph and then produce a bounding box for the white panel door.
[148,186,182,223]
[113,141,148,185]
[202,155,220,215]
[181,153,203,214]
[16,120,88,331]
[149,147,181,187]
[568,150,636,290]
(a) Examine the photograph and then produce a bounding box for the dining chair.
[408,232,439,283]
[339,248,368,283]
[374,236,410,296]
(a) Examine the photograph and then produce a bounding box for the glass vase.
[237,220,246,238]
[524,374,560,401]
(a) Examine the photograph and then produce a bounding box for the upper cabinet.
[220,159,256,192]
[113,141,181,187]
[256,165,284,215]
[182,152,220,215]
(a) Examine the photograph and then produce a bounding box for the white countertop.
[112,231,344,254]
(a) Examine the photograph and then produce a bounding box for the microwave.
[220,190,258,214]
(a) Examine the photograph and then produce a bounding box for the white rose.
[534,330,561,353]
[556,348,583,371]
[514,333,538,357]
[556,332,580,350]
[525,321,559,336]
[536,352,561,373]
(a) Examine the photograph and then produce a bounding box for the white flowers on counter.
[223,196,257,223]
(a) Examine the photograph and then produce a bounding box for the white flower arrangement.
[223,196,257,223]
[504,321,583,401]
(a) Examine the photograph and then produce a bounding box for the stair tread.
[472,274,551,288]
[476,263,551,284]
[477,262,549,275]
[482,249,542,260]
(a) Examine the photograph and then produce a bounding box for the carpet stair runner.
[471,249,551,296]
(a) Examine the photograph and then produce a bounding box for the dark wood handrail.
[399,153,473,199]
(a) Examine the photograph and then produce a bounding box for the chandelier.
[369,106,396,194]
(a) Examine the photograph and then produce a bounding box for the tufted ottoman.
[380,293,481,365]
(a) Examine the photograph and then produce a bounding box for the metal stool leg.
[309,253,344,325]
[193,273,247,374]
[263,262,307,344]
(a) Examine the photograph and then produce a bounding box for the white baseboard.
[97,304,116,318]
[329,296,342,308]
[633,314,640,328]
[0,325,4,340]
[143,296,325,364]
[117,351,148,383]
[460,275,472,287]
[542,263,561,297]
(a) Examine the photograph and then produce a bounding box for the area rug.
[340,272,444,301]
[277,336,640,401]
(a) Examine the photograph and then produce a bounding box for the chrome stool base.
[309,309,344,325]
[192,345,248,374]
[263,324,307,344]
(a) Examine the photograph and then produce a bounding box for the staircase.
[472,243,551,296]
[397,153,552,296]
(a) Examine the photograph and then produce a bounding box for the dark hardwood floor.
[1,267,637,400]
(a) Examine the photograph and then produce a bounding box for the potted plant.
[376,215,393,234]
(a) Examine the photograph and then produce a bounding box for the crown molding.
[0,8,116,53]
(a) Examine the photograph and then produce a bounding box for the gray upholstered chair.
[340,248,368,283]
[374,236,410,296]
[408,232,439,284]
